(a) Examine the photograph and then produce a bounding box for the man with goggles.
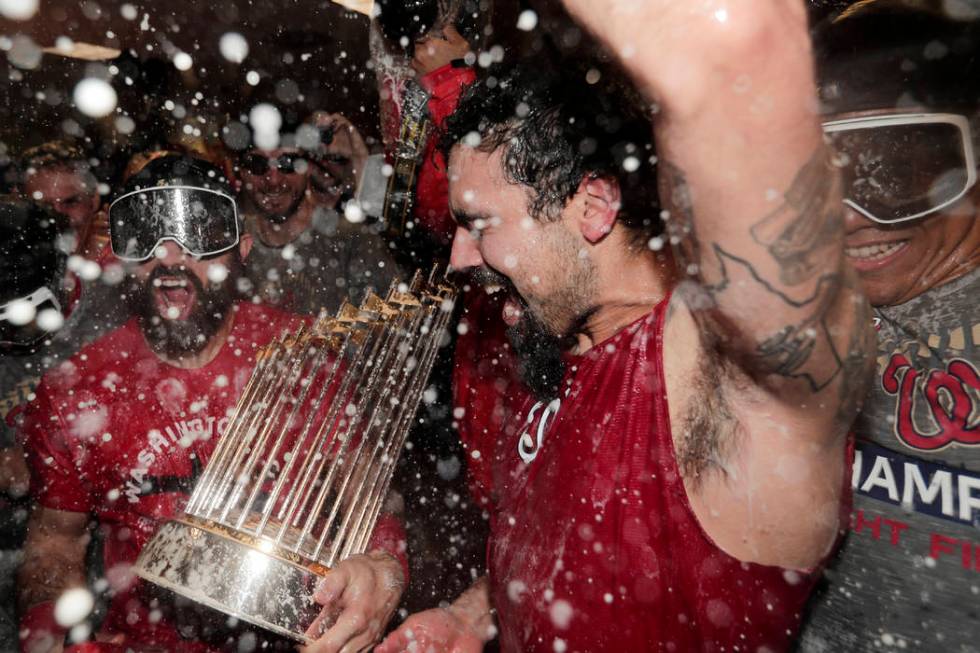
[237,108,399,317]
[17,155,407,653]
[800,2,980,651]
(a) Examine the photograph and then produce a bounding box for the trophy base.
[133,519,328,645]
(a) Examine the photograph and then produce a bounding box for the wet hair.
[20,139,97,191]
[440,60,662,247]
[813,0,980,116]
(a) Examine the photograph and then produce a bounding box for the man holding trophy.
[17,155,407,653]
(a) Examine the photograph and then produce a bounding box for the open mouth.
[844,239,909,271]
[153,276,196,320]
[469,268,526,327]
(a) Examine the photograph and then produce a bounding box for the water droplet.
[73,78,117,118]
[516,9,538,31]
[173,52,193,71]
[0,0,38,21]
[54,587,95,627]
[219,32,249,64]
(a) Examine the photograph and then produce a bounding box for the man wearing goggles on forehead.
[17,155,407,653]
[800,1,980,650]
[237,107,399,318]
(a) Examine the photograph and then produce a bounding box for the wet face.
[127,238,250,357]
[24,166,100,233]
[829,110,980,306]
[239,148,308,223]
[448,146,597,398]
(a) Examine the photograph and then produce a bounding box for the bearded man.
[17,155,406,653]
[378,0,876,649]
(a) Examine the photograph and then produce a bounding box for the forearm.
[447,576,495,642]
[18,544,86,611]
[18,510,88,611]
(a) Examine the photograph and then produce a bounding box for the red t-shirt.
[469,297,818,652]
[22,301,406,649]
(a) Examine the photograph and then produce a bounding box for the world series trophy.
[382,77,430,241]
[133,269,456,644]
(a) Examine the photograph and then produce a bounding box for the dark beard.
[470,267,567,402]
[507,306,567,402]
[129,262,239,358]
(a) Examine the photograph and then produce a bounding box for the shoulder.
[23,319,141,427]
[41,318,143,387]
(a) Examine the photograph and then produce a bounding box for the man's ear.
[576,175,622,244]
[238,232,254,261]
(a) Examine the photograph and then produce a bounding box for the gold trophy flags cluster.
[134,268,457,643]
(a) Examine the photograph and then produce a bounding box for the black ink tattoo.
[750,151,842,286]
[662,147,858,391]
[661,147,873,477]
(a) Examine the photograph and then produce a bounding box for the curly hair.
[439,60,663,247]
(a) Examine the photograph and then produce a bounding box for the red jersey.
[21,302,405,650]
[473,298,817,652]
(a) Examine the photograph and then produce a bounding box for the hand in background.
[375,606,489,653]
[306,112,370,207]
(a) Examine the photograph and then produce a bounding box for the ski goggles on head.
[108,185,240,262]
[822,113,977,224]
[240,152,308,175]
[0,286,62,347]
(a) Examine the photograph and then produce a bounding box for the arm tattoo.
[749,151,842,286]
[663,146,868,393]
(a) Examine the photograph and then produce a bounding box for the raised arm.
[564,0,872,416]
[562,0,875,569]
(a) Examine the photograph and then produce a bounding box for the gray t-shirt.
[244,208,401,317]
[800,268,980,652]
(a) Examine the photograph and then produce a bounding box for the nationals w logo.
[882,353,980,451]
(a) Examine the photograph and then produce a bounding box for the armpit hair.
[676,337,744,486]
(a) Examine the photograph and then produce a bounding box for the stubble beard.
[472,249,596,403]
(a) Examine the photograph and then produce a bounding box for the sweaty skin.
[385,0,875,648]
[841,192,980,307]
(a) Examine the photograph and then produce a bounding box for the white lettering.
[958,475,980,523]
[125,480,141,503]
[860,455,899,501]
[137,449,155,470]
[164,426,181,443]
[148,429,169,454]
[851,448,863,490]
[902,463,954,517]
